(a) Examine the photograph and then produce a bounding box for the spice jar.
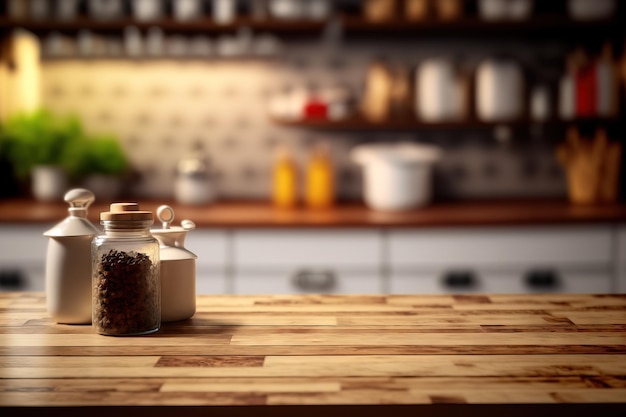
[152,205,198,322]
[92,203,160,336]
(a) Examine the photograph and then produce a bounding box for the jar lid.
[100,203,153,222]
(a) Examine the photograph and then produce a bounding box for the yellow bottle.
[272,146,298,208]
[305,143,335,209]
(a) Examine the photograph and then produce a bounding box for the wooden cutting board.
[0,293,625,417]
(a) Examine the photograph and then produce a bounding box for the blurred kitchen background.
[1,0,625,295]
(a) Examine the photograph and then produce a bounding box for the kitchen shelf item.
[272,146,299,208]
[43,188,100,324]
[351,142,441,211]
[475,58,524,122]
[568,0,616,20]
[152,205,198,322]
[556,128,622,205]
[416,58,464,122]
[92,202,160,336]
[305,143,335,209]
[174,154,214,205]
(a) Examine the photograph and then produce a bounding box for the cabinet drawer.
[389,226,612,268]
[234,269,381,295]
[234,229,381,269]
[0,225,49,262]
[390,269,612,294]
[196,268,227,295]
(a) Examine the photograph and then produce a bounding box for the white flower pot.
[32,165,69,202]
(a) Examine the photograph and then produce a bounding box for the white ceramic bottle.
[44,189,100,324]
[152,206,198,322]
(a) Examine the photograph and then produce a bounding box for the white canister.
[416,59,463,122]
[174,0,202,21]
[530,85,551,122]
[475,58,524,122]
[351,143,441,211]
[132,0,164,21]
[213,0,236,24]
[568,0,615,20]
[43,189,100,324]
[88,0,124,20]
[152,206,198,322]
[174,155,214,205]
[269,0,304,20]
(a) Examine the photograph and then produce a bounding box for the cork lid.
[100,203,153,222]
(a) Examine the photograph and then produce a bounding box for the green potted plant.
[0,110,81,201]
[69,134,129,200]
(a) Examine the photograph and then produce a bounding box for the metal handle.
[442,271,477,289]
[292,270,337,292]
[524,270,560,290]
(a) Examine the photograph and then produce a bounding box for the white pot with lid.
[351,143,441,211]
[43,188,100,324]
[151,205,198,322]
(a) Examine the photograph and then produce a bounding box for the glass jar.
[92,203,160,336]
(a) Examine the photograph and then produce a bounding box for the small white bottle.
[44,189,100,324]
[596,43,618,118]
[559,54,577,120]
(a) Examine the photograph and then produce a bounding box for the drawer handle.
[525,270,560,290]
[292,270,337,292]
[442,271,477,289]
[0,270,26,290]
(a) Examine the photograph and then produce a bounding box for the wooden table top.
[1,198,626,228]
[1,293,625,416]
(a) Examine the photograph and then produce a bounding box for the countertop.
[1,293,625,416]
[1,198,626,228]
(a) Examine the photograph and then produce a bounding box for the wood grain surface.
[1,198,626,228]
[0,293,625,417]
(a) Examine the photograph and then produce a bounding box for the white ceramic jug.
[476,58,524,122]
[43,189,100,324]
[152,205,198,322]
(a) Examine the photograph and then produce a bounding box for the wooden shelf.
[0,17,327,34]
[271,117,623,132]
[1,15,622,38]
[341,15,624,38]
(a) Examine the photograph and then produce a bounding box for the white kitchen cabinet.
[389,226,612,268]
[184,229,229,294]
[0,224,49,292]
[1,223,622,295]
[232,229,382,294]
[389,226,615,294]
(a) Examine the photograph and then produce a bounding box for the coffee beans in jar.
[92,203,160,336]
[93,249,159,335]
